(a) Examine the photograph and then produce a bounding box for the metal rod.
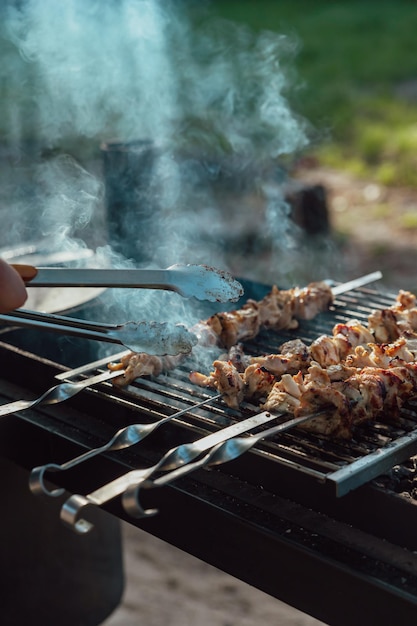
[331,271,382,296]
[60,408,287,533]
[29,393,221,498]
[122,409,329,518]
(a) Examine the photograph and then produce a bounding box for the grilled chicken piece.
[332,320,374,356]
[290,281,334,320]
[279,338,311,357]
[254,286,297,330]
[205,305,261,349]
[243,364,276,400]
[190,359,275,407]
[310,320,374,367]
[346,337,417,369]
[206,360,245,409]
[109,352,183,386]
[367,309,403,343]
[262,371,306,413]
[190,359,245,409]
[343,345,375,368]
[368,290,417,343]
[333,320,375,344]
[309,335,341,367]
[396,290,417,310]
[295,385,353,438]
[251,339,311,376]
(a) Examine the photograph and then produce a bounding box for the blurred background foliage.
[209,0,417,188]
[1,0,416,190]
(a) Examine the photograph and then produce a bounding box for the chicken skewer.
[261,361,417,439]
[190,271,382,350]
[123,361,417,520]
[190,332,417,413]
[189,290,417,411]
[188,333,405,411]
[107,279,332,386]
[108,272,382,387]
[212,290,417,433]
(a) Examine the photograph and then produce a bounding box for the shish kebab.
[108,272,382,386]
[190,289,417,438]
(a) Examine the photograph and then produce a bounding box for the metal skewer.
[0,369,121,418]
[122,409,328,518]
[60,408,290,534]
[330,271,383,296]
[29,393,221,498]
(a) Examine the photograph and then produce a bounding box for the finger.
[0,259,28,312]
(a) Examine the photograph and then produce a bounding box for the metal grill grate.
[55,285,417,497]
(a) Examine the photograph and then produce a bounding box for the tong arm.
[0,310,125,346]
[0,309,197,356]
[13,264,244,303]
[2,308,124,332]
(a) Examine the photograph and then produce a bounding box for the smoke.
[3,0,308,151]
[3,0,181,143]
[34,154,102,237]
[0,0,323,307]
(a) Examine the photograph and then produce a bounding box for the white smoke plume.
[3,0,308,152]
[0,0,322,303]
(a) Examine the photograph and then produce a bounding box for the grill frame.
[3,282,417,517]
[3,281,417,625]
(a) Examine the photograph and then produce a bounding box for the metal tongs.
[0,308,198,356]
[12,263,244,303]
[4,263,244,355]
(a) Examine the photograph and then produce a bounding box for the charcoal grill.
[2,279,417,626]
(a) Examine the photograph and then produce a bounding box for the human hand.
[0,259,28,313]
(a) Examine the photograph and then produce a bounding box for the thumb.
[0,259,28,313]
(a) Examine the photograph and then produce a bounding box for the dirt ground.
[293,164,417,293]
[103,522,327,626]
[101,165,417,626]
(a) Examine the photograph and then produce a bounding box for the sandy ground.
[103,521,327,626]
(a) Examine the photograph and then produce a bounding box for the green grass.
[209,0,417,187]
